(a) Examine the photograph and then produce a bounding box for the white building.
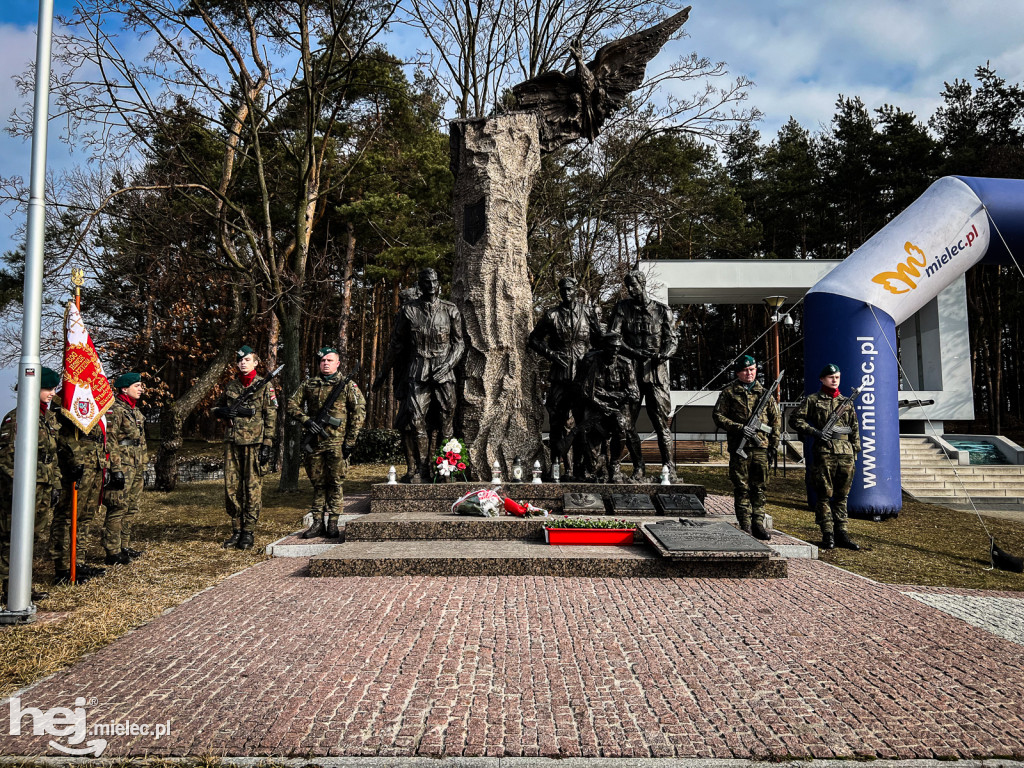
[638,259,973,439]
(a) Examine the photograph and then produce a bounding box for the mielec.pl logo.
[7,696,171,756]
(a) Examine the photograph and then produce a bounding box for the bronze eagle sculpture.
[512,6,692,153]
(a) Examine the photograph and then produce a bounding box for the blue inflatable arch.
[803,176,1024,517]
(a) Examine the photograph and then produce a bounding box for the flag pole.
[2,0,55,624]
[69,268,83,584]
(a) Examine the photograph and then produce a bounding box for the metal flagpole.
[3,0,55,623]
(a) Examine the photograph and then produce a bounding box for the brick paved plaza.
[4,555,1023,760]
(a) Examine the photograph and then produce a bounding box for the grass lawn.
[1,462,1021,699]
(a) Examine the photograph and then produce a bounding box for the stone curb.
[3,758,1023,767]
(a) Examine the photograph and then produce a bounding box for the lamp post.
[763,296,787,401]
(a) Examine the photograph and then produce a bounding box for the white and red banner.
[62,301,114,432]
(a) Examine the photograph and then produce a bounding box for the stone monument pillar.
[450,113,544,479]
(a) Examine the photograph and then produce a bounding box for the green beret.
[819,363,841,378]
[237,345,255,359]
[113,372,141,389]
[317,346,338,359]
[733,354,756,372]
[40,367,61,390]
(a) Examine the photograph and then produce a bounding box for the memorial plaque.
[610,493,656,514]
[655,493,706,516]
[562,492,607,515]
[643,519,773,557]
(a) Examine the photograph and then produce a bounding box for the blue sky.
[0,0,1023,411]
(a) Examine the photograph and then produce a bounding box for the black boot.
[325,517,340,539]
[122,547,143,560]
[77,563,107,580]
[222,531,241,548]
[751,521,772,541]
[105,550,131,565]
[835,530,861,550]
[54,569,71,586]
[236,531,255,551]
[739,519,752,534]
[821,532,835,550]
[300,517,325,539]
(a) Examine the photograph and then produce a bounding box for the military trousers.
[728,448,770,526]
[103,464,143,554]
[811,453,856,534]
[304,445,346,519]
[49,463,103,570]
[1,478,55,582]
[224,443,263,533]
[631,381,673,468]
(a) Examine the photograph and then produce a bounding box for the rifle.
[818,387,862,441]
[300,363,360,455]
[215,365,285,420]
[735,369,785,459]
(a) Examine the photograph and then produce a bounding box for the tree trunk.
[278,304,304,492]
[450,114,545,479]
[154,286,246,491]
[338,221,357,367]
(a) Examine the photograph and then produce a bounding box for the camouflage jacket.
[0,406,62,486]
[788,390,860,456]
[106,397,148,469]
[607,297,677,387]
[56,412,108,476]
[713,379,782,454]
[287,375,366,449]
[214,376,278,446]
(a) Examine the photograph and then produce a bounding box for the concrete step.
[308,537,802,578]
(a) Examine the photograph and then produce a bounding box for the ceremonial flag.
[62,300,114,432]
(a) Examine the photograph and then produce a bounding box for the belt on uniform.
[118,439,141,447]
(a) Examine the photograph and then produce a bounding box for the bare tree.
[8,0,397,489]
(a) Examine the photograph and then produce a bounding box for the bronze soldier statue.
[373,268,465,483]
[608,269,678,481]
[528,276,602,478]
[574,331,642,482]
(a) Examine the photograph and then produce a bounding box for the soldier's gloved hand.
[806,427,824,440]
[106,470,126,492]
[304,420,327,438]
[234,406,256,418]
[212,406,232,419]
[742,419,760,439]
[50,488,61,507]
[259,444,273,465]
[70,464,85,482]
[819,427,835,441]
[342,442,354,460]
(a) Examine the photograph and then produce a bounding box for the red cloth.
[820,386,839,398]
[117,393,137,409]
[240,370,258,387]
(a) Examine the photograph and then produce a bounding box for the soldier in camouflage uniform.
[288,347,366,539]
[212,345,278,550]
[103,372,148,565]
[712,354,781,540]
[1,366,62,603]
[788,363,861,551]
[50,412,108,584]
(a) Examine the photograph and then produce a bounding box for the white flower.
[443,438,462,453]
[438,459,453,476]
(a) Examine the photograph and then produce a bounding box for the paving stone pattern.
[5,560,1024,760]
[904,592,1024,646]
